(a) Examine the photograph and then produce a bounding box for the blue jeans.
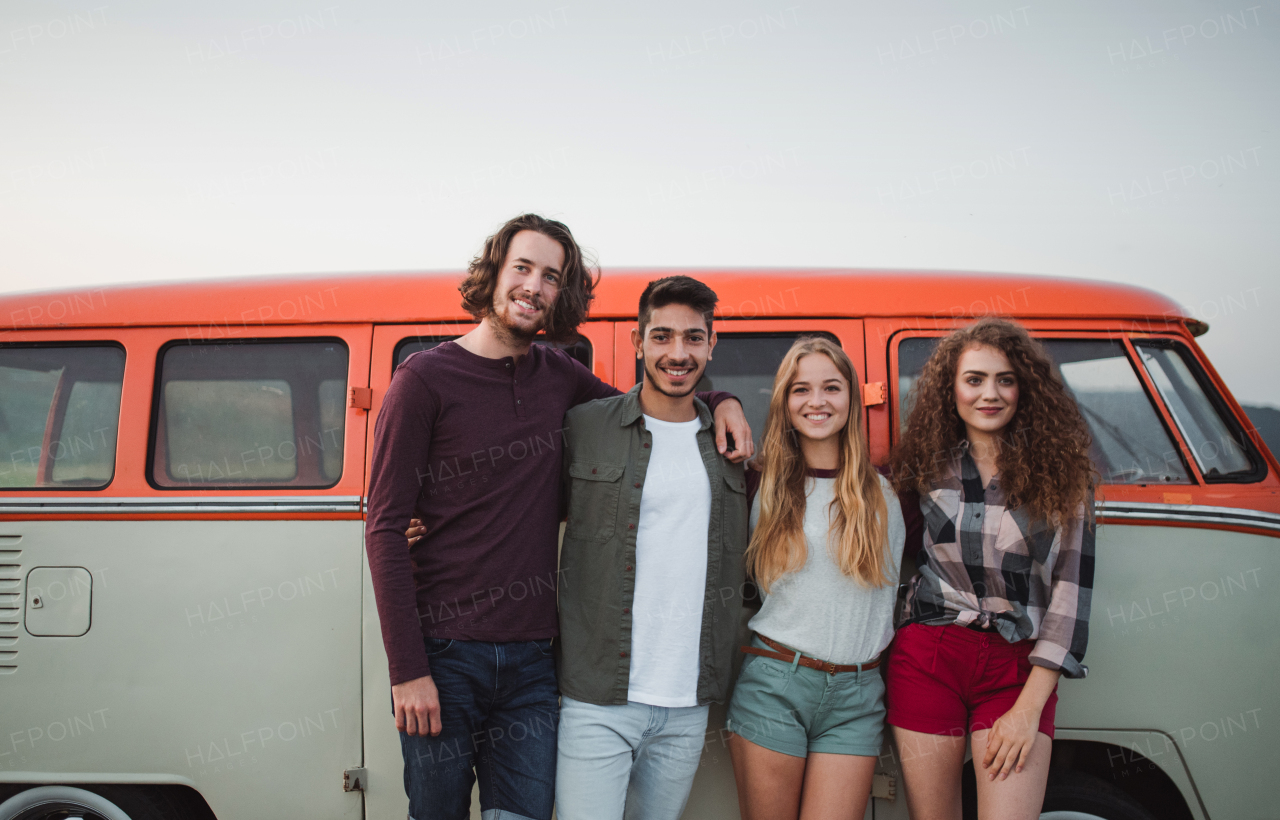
[555,696,709,820]
[400,637,559,820]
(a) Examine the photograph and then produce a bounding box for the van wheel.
[1041,770,1156,820]
[0,786,180,820]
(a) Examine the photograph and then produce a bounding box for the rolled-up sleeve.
[1029,496,1095,679]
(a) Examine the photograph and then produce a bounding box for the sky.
[1,0,1276,405]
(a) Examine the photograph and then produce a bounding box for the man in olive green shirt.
[555,276,749,820]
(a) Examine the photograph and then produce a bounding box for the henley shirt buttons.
[628,523,635,530]
[634,482,641,488]
[623,607,630,614]
[625,564,632,571]
[592,468,598,474]
[620,651,628,658]
[643,443,650,448]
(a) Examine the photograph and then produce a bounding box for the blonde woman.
[726,337,905,820]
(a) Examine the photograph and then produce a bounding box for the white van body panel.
[1057,521,1278,818]
[0,519,364,819]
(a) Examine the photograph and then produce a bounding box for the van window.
[1135,341,1259,480]
[394,336,592,369]
[896,337,1191,485]
[152,340,348,488]
[0,345,125,488]
[642,333,839,453]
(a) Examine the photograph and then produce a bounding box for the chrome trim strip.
[0,496,362,514]
[1097,501,1280,532]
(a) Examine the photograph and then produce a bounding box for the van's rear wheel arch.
[0,785,214,820]
[958,740,1196,820]
[1041,770,1156,820]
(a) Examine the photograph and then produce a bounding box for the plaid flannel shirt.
[900,448,1094,679]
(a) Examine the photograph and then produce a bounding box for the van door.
[362,321,614,820]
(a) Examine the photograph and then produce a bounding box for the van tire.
[0,785,194,820]
[1041,770,1157,820]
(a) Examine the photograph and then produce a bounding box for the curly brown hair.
[889,318,1096,526]
[458,213,599,342]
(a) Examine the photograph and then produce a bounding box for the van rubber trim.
[1097,501,1280,533]
[0,496,363,514]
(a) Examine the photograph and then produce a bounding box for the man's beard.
[643,358,703,398]
[490,292,544,345]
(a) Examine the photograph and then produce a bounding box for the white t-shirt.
[627,415,711,707]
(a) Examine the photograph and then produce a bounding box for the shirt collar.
[956,441,1004,498]
[620,382,713,431]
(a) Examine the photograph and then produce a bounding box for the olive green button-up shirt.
[556,384,749,706]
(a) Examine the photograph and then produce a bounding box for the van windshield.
[1135,342,1257,479]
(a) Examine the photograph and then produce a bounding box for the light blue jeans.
[555,696,709,820]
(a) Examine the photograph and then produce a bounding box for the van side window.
[0,345,125,489]
[647,333,840,454]
[394,336,592,369]
[152,340,348,488]
[1135,341,1261,481]
[895,337,1191,485]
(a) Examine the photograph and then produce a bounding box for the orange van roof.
[1,269,1187,330]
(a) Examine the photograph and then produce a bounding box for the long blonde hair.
[746,337,891,592]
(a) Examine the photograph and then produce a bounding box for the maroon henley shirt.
[365,341,729,685]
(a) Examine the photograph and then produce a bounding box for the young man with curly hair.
[364,215,752,820]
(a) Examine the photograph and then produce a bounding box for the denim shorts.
[725,634,886,758]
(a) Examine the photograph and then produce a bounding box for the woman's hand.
[981,663,1060,780]
[981,703,1043,780]
[406,518,426,546]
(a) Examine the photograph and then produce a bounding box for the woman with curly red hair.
[887,318,1096,820]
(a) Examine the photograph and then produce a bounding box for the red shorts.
[885,623,1057,739]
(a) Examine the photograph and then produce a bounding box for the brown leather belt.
[739,634,881,675]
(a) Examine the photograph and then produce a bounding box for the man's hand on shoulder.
[714,399,755,463]
[393,674,441,736]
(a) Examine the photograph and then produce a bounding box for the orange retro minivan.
[0,269,1276,820]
